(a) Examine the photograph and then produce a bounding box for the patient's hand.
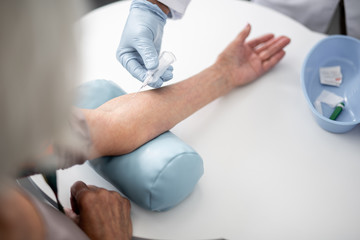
[216,24,290,87]
[66,181,132,240]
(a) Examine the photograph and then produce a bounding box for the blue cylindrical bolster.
[75,80,204,211]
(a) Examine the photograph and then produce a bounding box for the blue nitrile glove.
[116,0,173,88]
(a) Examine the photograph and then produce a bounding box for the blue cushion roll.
[75,79,204,211]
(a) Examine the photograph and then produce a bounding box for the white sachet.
[314,90,344,115]
[319,66,342,87]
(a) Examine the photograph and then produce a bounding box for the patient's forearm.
[82,25,290,159]
[82,64,231,158]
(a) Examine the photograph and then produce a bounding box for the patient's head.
[0,0,86,188]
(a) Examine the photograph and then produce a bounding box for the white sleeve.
[252,0,338,33]
[159,0,191,19]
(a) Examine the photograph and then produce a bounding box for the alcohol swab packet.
[314,90,344,115]
[319,66,342,87]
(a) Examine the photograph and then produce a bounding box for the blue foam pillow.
[75,80,204,211]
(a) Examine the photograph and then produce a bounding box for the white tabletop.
[34,0,360,239]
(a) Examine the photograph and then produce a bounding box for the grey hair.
[0,0,87,187]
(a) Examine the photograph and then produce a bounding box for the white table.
[34,0,360,239]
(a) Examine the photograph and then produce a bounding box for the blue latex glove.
[116,0,173,88]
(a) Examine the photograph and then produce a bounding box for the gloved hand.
[116,0,173,88]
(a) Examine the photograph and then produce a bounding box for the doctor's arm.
[85,25,291,159]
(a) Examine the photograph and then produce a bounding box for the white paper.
[314,90,344,115]
[319,66,342,87]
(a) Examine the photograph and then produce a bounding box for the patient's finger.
[235,24,251,44]
[254,36,278,54]
[247,33,274,49]
[262,50,286,72]
[259,36,290,61]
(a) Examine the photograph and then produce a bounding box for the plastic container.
[301,35,360,133]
